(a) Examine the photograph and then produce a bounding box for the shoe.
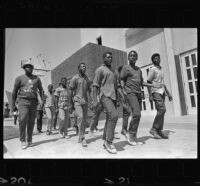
[46,130,50,135]
[103,141,117,154]
[21,142,27,150]
[94,127,99,132]
[157,130,169,139]
[89,130,95,137]
[74,125,79,135]
[59,131,65,138]
[65,134,70,139]
[150,129,162,139]
[127,133,137,146]
[82,138,88,147]
[121,129,128,139]
[27,141,33,147]
[38,130,43,133]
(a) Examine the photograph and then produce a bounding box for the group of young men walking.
[12,50,173,154]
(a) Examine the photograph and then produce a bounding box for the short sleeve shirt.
[14,74,43,100]
[120,65,143,94]
[54,87,69,109]
[69,74,91,103]
[147,66,165,94]
[44,91,54,108]
[93,64,118,100]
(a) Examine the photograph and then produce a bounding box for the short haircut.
[128,50,138,57]
[61,77,67,82]
[151,53,160,62]
[103,52,112,59]
[78,62,86,69]
[48,84,53,89]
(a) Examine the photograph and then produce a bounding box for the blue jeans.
[126,92,142,134]
[18,98,38,142]
[152,92,166,131]
[89,102,104,132]
[101,96,118,143]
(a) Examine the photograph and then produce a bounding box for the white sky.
[4,28,81,102]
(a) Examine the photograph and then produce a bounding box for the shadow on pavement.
[137,135,153,144]
[86,135,103,144]
[30,138,59,147]
[163,130,176,136]
[114,141,128,151]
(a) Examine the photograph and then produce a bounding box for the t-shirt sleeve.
[147,68,154,82]
[13,77,21,92]
[93,68,103,88]
[69,76,77,90]
[54,88,60,97]
[120,66,127,81]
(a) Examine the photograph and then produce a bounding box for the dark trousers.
[121,103,131,132]
[14,115,18,124]
[127,92,142,134]
[36,110,43,131]
[90,102,104,131]
[53,111,58,128]
[74,103,88,142]
[18,98,38,142]
[152,92,166,131]
[101,96,118,143]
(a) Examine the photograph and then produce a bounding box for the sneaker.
[65,134,70,139]
[103,141,117,154]
[127,133,137,146]
[157,130,169,139]
[21,142,27,149]
[89,130,95,137]
[59,131,65,138]
[82,138,88,147]
[150,129,162,139]
[121,129,128,139]
[27,141,33,147]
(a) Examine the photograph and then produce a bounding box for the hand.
[12,105,17,112]
[68,105,74,114]
[122,88,127,96]
[55,108,59,113]
[168,94,173,101]
[116,101,120,107]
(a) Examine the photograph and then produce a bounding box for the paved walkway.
[3,114,197,159]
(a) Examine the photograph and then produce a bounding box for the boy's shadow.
[115,135,153,152]
[31,138,59,147]
[86,135,103,144]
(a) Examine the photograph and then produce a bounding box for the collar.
[154,65,162,69]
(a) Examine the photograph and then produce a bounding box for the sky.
[4,28,81,102]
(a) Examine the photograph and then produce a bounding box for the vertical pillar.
[164,28,181,116]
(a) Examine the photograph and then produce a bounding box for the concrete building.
[77,28,197,116]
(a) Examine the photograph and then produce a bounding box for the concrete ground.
[3,114,197,159]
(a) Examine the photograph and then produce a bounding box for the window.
[96,36,102,45]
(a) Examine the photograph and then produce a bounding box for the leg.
[151,93,168,139]
[45,107,52,133]
[58,108,65,135]
[90,102,103,132]
[63,109,70,136]
[27,103,37,143]
[121,104,131,134]
[74,103,84,142]
[101,97,118,143]
[18,105,29,142]
[152,93,166,131]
